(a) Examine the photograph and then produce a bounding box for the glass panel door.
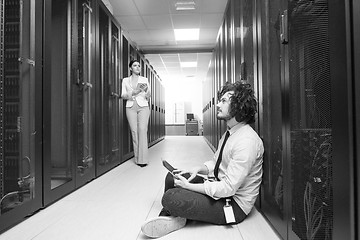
[110,22,120,160]
[75,0,95,185]
[18,0,36,202]
[97,7,109,170]
[49,0,72,190]
[121,36,131,159]
[96,6,120,174]
[287,1,333,239]
[43,0,75,205]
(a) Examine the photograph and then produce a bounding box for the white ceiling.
[103,0,228,83]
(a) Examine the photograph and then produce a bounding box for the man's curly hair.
[217,81,257,124]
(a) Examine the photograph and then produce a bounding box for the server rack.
[258,0,286,237]
[74,0,96,186]
[355,0,360,237]
[327,1,355,239]
[110,21,121,162]
[147,66,153,144]
[0,0,166,234]
[95,3,122,175]
[0,0,43,231]
[146,65,151,144]
[203,0,357,239]
[43,0,77,205]
[121,35,132,160]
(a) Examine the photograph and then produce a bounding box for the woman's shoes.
[137,164,147,167]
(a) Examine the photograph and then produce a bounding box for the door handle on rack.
[280,10,288,44]
[111,92,119,98]
[18,57,35,67]
[83,82,93,89]
[17,156,34,188]
[83,2,93,12]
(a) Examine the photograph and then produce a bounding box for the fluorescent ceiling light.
[180,61,197,68]
[175,1,196,10]
[174,28,199,41]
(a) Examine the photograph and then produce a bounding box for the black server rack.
[0,0,42,232]
[354,0,360,237]
[146,65,151,144]
[95,3,122,175]
[43,0,76,205]
[121,35,132,160]
[1,0,22,210]
[96,5,110,172]
[203,0,357,239]
[75,0,96,186]
[110,21,121,163]
[0,0,166,234]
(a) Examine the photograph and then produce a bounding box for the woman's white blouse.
[121,76,151,107]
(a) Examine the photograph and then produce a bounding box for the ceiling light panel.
[175,1,196,10]
[174,28,199,41]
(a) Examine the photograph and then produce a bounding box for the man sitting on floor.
[141,81,264,238]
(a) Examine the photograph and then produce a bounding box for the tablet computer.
[162,160,176,173]
[162,160,205,181]
[137,83,148,91]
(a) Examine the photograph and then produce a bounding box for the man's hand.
[174,174,189,189]
[185,166,203,182]
[174,172,207,195]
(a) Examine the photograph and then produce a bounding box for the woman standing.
[121,60,151,167]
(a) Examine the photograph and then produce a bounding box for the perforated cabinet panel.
[288,1,333,239]
[1,0,21,197]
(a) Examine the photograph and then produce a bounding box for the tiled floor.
[0,136,281,240]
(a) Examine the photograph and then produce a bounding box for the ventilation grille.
[289,1,333,239]
[1,0,21,199]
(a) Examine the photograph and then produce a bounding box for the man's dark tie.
[214,131,230,180]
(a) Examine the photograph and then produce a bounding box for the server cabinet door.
[286,1,333,239]
[121,36,132,160]
[75,0,96,186]
[43,0,76,205]
[259,0,287,238]
[110,22,120,162]
[95,6,119,175]
[0,0,42,232]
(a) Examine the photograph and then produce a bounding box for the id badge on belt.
[223,198,236,224]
